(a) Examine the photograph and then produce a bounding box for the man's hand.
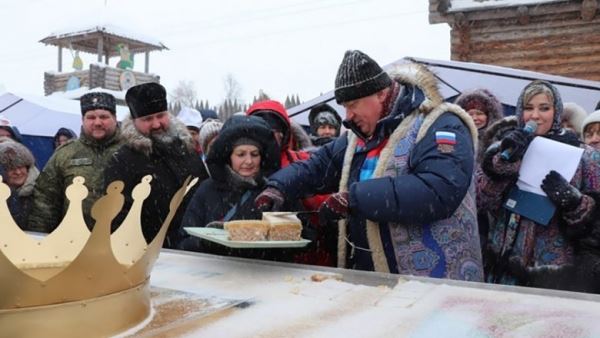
[318,191,349,223]
[254,187,285,212]
[499,129,534,162]
[541,170,582,211]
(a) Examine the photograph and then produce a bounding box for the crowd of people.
[2,49,600,294]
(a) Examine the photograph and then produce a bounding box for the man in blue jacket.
[255,50,483,281]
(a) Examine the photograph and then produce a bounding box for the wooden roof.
[428,0,600,82]
[39,24,168,57]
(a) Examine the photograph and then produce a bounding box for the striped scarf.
[356,138,388,181]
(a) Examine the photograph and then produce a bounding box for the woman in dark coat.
[181,115,302,260]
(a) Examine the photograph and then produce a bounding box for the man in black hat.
[255,50,483,281]
[104,82,208,248]
[29,92,122,232]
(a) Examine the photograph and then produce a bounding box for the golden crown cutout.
[0,175,198,337]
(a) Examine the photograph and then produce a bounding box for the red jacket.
[247,100,332,266]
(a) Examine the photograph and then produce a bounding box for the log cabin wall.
[429,0,600,81]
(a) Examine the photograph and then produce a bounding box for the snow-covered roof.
[287,56,600,126]
[40,24,168,56]
[447,0,567,12]
[49,86,126,102]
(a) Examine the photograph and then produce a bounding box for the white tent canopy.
[0,92,129,137]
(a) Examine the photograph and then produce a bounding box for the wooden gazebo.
[428,0,600,81]
[40,24,168,96]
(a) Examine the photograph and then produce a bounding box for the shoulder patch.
[435,131,456,145]
[435,131,456,153]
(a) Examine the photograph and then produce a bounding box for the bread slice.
[262,213,302,241]
[224,220,269,241]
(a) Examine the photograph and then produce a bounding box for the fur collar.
[120,113,194,156]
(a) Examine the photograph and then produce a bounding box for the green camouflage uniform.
[28,129,121,232]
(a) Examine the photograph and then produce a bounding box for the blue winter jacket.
[267,84,475,272]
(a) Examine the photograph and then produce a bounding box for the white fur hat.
[562,102,587,135]
[582,109,600,135]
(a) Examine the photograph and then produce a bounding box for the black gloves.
[499,129,534,162]
[481,142,518,180]
[541,170,582,212]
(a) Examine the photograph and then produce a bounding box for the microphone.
[500,120,538,161]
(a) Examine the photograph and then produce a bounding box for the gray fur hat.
[0,140,35,170]
[199,120,224,153]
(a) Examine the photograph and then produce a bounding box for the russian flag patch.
[435,131,456,145]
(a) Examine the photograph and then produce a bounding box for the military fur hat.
[125,82,168,118]
[80,92,116,115]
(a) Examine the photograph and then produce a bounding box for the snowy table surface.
[147,250,600,338]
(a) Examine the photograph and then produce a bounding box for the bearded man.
[104,82,208,248]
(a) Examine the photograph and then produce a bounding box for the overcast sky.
[0,0,450,106]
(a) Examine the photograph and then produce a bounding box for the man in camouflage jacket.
[28,92,121,232]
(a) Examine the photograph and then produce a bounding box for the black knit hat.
[80,92,116,115]
[334,50,392,104]
[125,82,168,118]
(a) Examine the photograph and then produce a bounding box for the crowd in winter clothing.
[2,49,600,295]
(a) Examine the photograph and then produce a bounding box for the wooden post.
[145,52,149,73]
[105,51,109,65]
[97,37,103,63]
[58,46,62,72]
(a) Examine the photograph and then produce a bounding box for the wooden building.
[428,0,600,81]
[40,24,167,97]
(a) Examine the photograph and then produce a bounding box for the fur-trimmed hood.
[289,121,313,150]
[454,88,504,130]
[388,62,444,115]
[119,113,195,156]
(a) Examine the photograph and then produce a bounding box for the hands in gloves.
[541,170,582,211]
[318,191,349,223]
[254,187,285,212]
[481,142,519,179]
[499,129,534,162]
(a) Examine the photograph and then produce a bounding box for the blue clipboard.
[503,186,556,225]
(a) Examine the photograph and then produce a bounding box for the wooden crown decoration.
[0,175,198,337]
